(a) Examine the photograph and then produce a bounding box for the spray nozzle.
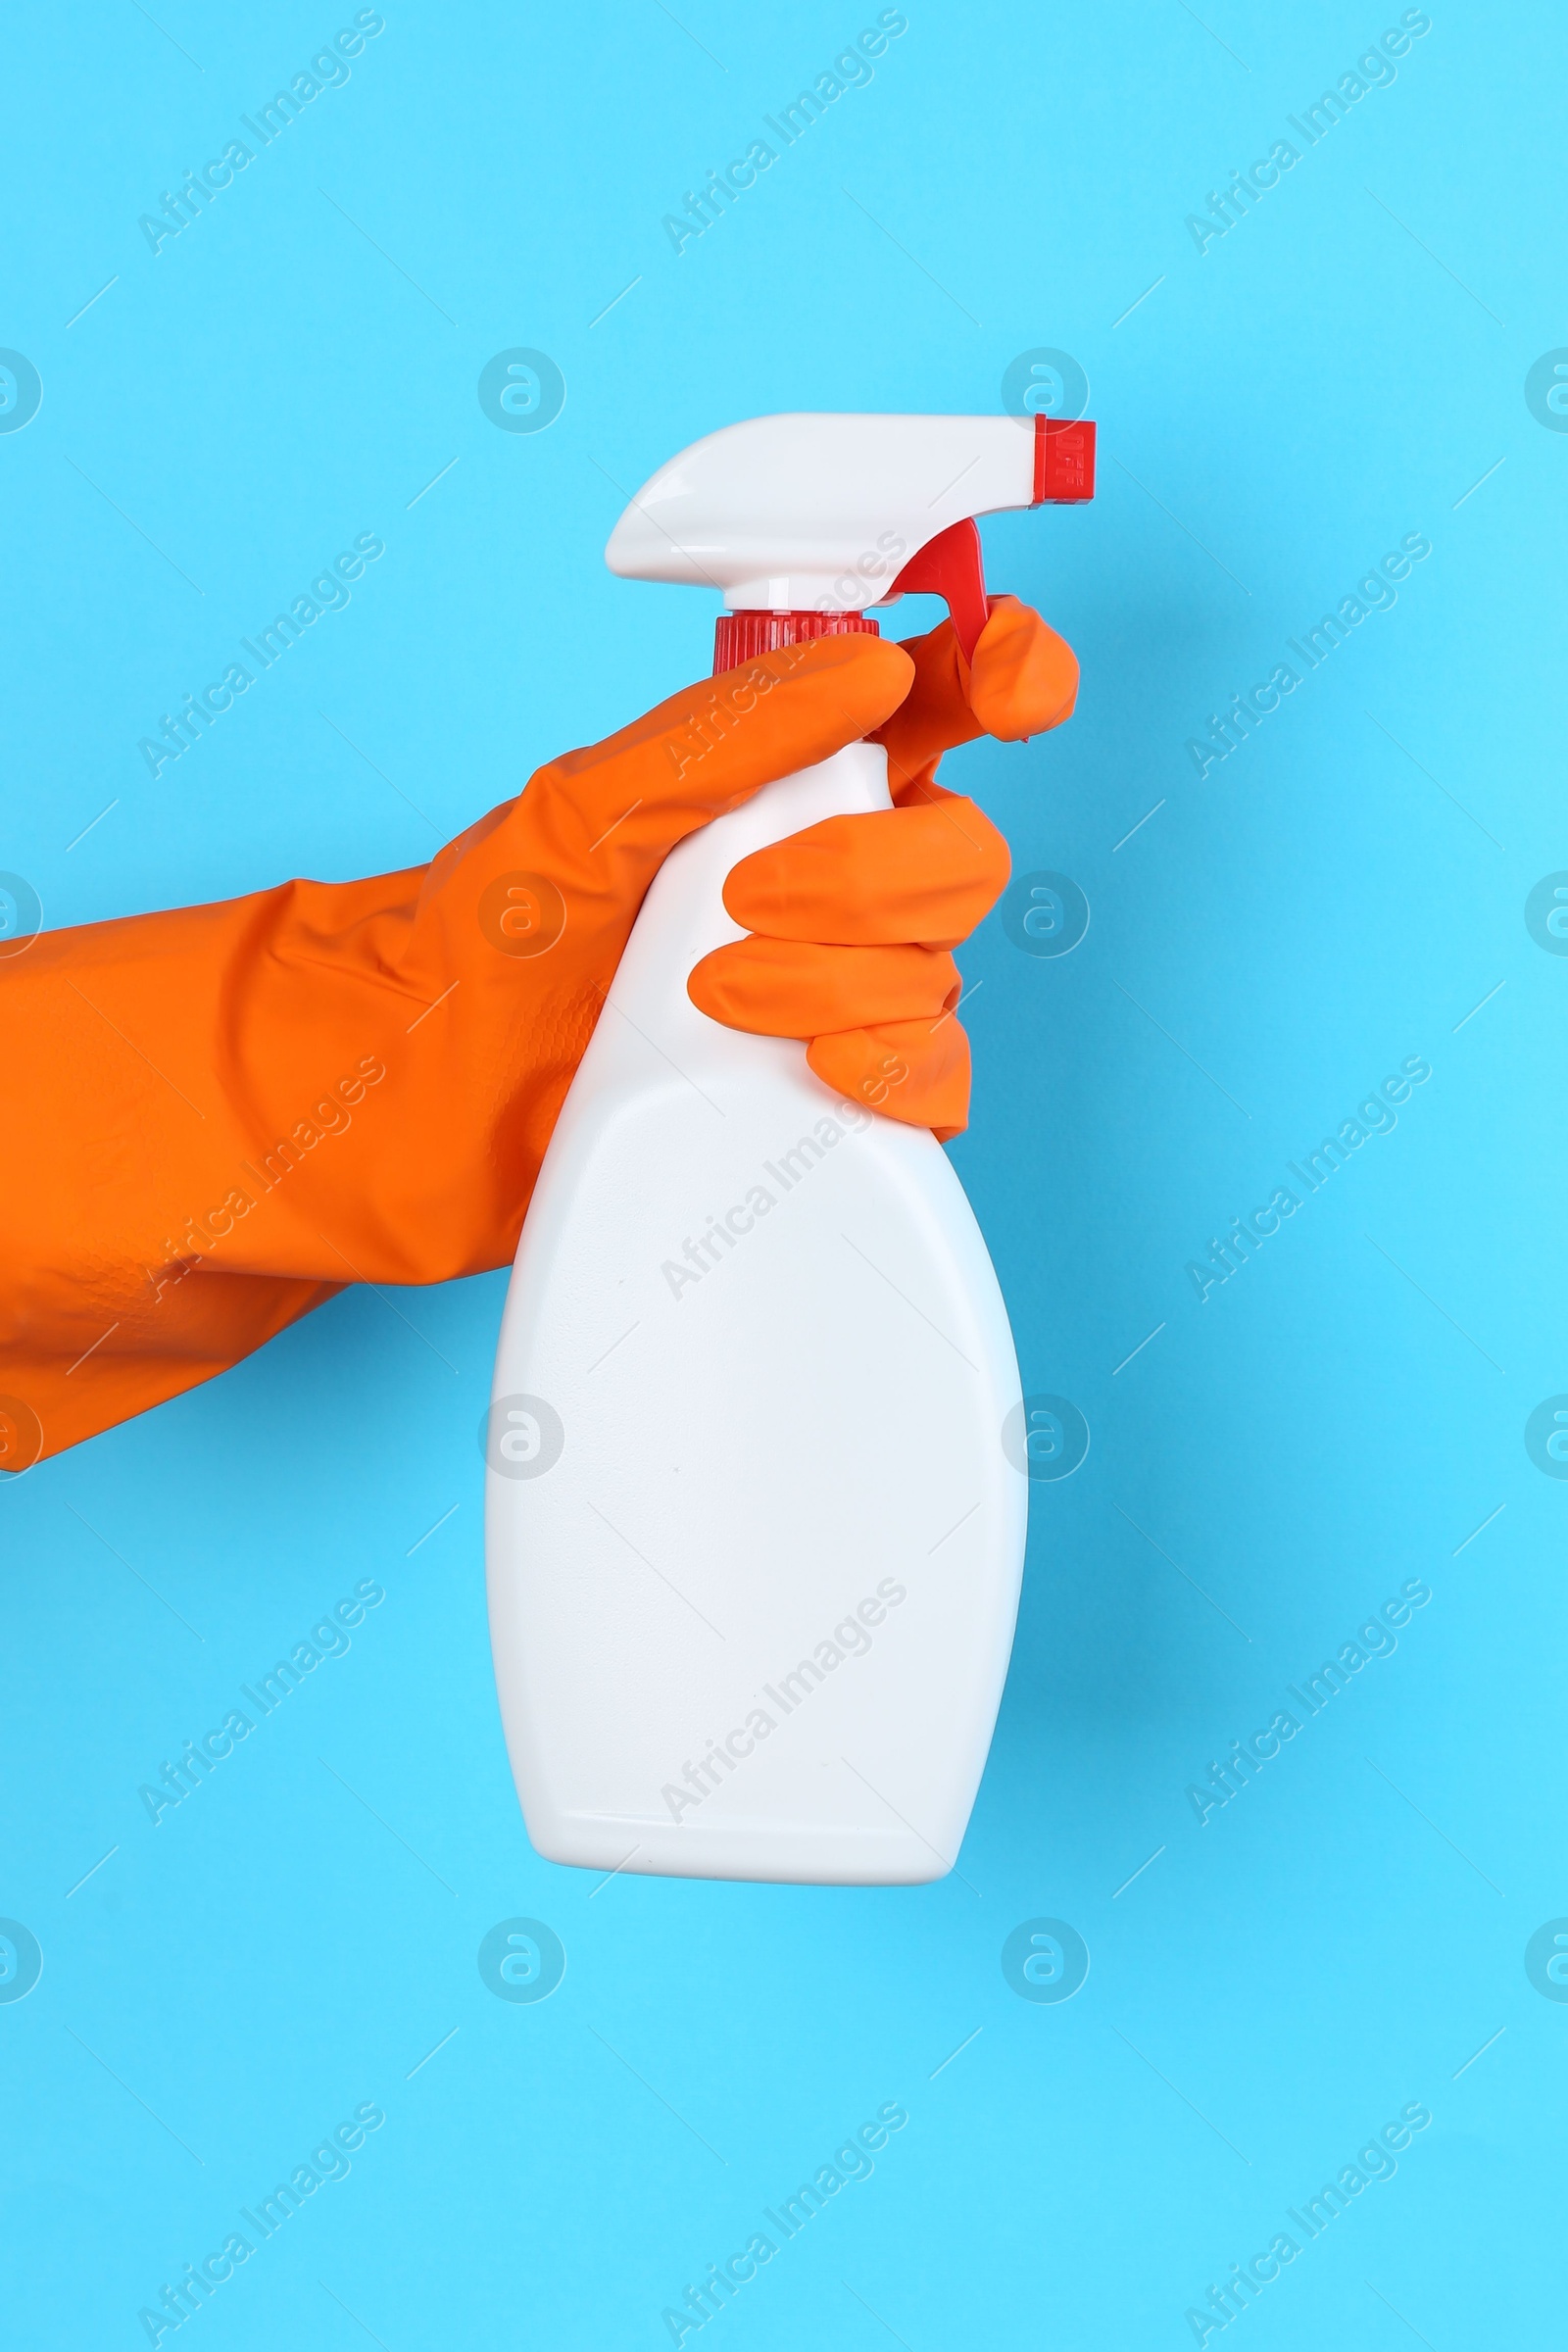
[605,411,1095,673]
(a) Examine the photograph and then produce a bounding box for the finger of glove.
[403,632,914,1008]
[870,596,1077,805]
[516,633,915,885]
[968,592,1079,741]
[720,800,1009,950]
[687,937,960,1038]
[807,1018,971,1140]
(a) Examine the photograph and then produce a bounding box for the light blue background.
[2,4,1562,2344]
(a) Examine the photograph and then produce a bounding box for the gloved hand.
[690,595,1076,1135]
[0,601,1075,1467]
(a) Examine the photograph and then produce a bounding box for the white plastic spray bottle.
[486,412,1095,1884]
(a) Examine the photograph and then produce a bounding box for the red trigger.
[886,518,990,665]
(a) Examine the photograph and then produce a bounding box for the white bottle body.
[485,743,1026,1885]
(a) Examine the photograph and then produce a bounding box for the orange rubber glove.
[0,601,1075,1469]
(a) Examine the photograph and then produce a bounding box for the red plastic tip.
[1033,414,1096,503]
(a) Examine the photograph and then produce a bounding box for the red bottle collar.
[711,608,879,672]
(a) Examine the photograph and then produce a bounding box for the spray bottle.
[486,411,1095,1884]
